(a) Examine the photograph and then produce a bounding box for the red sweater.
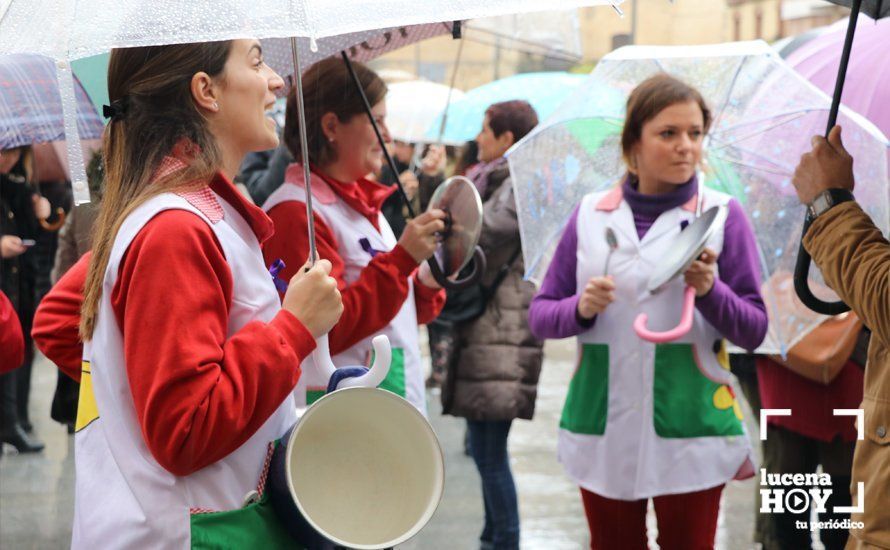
[263,168,444,356]
[0,291,24,373]
[757,356,863,443]
[32,174,317,476]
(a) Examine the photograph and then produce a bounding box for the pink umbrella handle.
[633,286,697,343]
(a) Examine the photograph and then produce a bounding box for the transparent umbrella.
[0,0,623,203]
[385,80,466,145]
[506,40,890,354]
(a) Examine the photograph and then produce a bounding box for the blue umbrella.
[424,71,586,144]
[0,53,104,150]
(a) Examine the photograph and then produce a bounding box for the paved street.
[1,337,762,549]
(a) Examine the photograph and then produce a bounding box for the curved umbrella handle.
[312,334,392,391]
[39,207,66,232]
[633,286,697,343]
[426,246,487,291]
[793,215,850,315]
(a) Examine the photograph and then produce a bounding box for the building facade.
[369,1,847,88]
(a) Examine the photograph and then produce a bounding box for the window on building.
[733,13,741,41]
[755,9,763,39]
[612,33,631,50]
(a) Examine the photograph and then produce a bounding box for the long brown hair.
[283,57,387,167]
[621,73,712,171]
[80,41,233,339]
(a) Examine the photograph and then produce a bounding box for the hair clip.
[102,97,129,122]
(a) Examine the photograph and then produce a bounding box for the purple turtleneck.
[528,176,768,351]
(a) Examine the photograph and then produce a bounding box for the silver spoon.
[603,227,618,276]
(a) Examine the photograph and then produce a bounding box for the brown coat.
[441,165,543,421]
[51,202,98,283]
[805,202,890,549]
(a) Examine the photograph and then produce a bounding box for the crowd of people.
[0,36,887,550]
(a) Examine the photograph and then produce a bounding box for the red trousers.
[580,484,724,550]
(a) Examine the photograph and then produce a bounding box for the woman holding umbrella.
[261,57,446,413]
[1,145,48,453]
[33,39,342,548]
[528,74,768,549]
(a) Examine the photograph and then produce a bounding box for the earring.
[212,101,219,110]
[328,136,335,143]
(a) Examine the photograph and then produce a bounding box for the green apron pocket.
[190,491,302,549]
[560,344,609,435]
[306,389,325,406]
[653,343,744,438]
[309,348,406,404]
[375,347,406,398]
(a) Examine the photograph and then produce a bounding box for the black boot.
[1,423,44,453]
[19,417,33,433]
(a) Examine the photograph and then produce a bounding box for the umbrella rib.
[710,56,748,134]
[710,108,824,136]
[0,1,12,29]
[709,111,813,150]
[718,144,792,174]
[708,159,792,353]
[651,58,668,73]
[708,138,795,173]
[711,152,792,177]
[436,34,466,144]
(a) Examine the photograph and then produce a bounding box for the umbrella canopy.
[786,16,890,138]
[0,1,618,61]
[506,41,890,354]
[263,10,583,92]
[385,80,466,145]
[772,25,831,59]
[824,0,890,18]
[461,9,583,63]
[0,0,620,203]
[791,0,889,314]
[424,72,587,144]
[0,53,103,150]
[261,22,453,90]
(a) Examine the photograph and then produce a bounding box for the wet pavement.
[1,337,763,549]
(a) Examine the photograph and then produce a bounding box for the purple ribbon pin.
[269,259,288,292]
[359,237,382,258]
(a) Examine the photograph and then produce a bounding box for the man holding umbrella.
[792,125,890,549]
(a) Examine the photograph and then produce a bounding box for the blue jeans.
[466,419,519,550]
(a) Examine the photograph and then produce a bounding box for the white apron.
[263,167,425,414]
[72,192,297,549]
[559,186,755,500]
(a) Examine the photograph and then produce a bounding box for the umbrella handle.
[633,286,696,343]
[39,207,66,232]
[793,215,851,315]
[426,246,486,291]
[313,333,392,391]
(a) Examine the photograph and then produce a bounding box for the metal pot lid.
[647,205,728,293]
[427,176,484,277]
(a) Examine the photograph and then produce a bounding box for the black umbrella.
[794,0,889,315]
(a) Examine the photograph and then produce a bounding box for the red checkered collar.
[155,154,274,243]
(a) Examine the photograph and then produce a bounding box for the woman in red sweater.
[33,39,342,548]
[0,290,24,373]
[261,58,445,413]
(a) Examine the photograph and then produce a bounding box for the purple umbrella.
[0,53,104,150]
[791,0,890,315]
[786,16,890,138]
